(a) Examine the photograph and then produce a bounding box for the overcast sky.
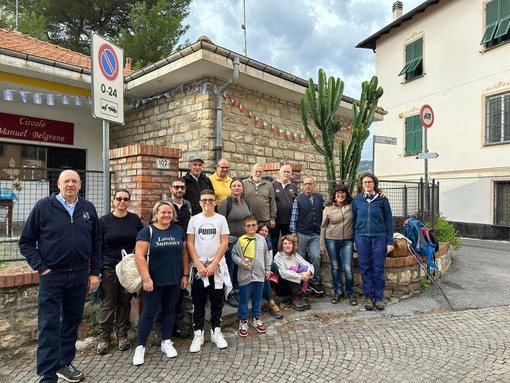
[179,0,424,159]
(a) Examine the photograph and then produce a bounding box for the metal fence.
[311,178,440,234]
[0,167,439,263]
[0,167,104,262]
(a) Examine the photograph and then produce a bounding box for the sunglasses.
[200,198,215,204]
[115,197,130,202]
[172,185,185,190]
[245,223,258,228]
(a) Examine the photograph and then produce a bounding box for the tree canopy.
[0,0,191,70]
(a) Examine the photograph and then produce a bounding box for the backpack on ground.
[115,226,152,293]
[402,218,439,271]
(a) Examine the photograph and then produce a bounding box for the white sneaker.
[210,328,228,349]
[132,345,145,366]
[189,330,204,353]
[161,339,177,358]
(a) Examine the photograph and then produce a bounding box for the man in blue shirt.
[19,170,101,383]
[290,177,325,295]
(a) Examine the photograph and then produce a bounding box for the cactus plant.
[301,69,383,195]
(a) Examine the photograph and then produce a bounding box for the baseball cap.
[188,154,205,163]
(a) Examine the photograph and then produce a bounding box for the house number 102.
[155,159,170,169]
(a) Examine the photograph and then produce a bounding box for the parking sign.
[91,33,124,124]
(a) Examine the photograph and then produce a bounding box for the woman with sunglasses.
[97,189,143,355]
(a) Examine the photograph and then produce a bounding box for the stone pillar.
[109,144,181,224]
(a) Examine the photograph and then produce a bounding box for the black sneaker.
[307,284,325,295]
[364,298,375,311]
[290,299,307,311]
[172,320,190,339]
[56,364,85,383]
[375,300,385,311]
[226,292,239,307]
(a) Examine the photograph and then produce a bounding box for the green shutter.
[398,38,423,77]
[405,116,422,155]
[494,15,510,38]
[481,0,500,44]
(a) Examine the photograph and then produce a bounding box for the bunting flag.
[19,91,28,103]
[127,81,212,109]
[33,93,43,104]
[3,89,13,101]
[1,88,91,107]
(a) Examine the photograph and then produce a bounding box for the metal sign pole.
[424,126,428,183]
[103,120,110,215]
[372,136,376,173]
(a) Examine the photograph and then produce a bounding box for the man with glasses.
[209,158,232,204]
[183,155,214,215]
[187,190,230,352]
[290,177,326,296]
[242,164,276,229]
[271,164,298,251]
[169,177,192,338]
[19,170,101,383]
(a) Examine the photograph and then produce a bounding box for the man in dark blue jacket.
[183,155,214,215]
[19,170,101,383]
[290,176,325,295]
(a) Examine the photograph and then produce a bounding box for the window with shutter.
[404,115,422,156]
[398,38,423,82]
[481,0,510,48]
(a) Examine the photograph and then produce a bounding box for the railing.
[0,167,105,262]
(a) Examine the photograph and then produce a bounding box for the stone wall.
[320,242,452,299]
[112,77,352,181]
[0,266,39,352]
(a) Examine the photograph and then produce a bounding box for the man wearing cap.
[183,155,215,215]
[209,159,232,205]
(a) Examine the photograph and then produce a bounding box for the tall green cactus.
[301,69,383,196]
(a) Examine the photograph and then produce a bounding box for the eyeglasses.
[172,185,185,190]
[245,223,258,228]
[303,183,314,186]
[115,197,130,202]
[219,166,230,170]
[335,191,346,194]
[200,198,215,204]
[363,181,374,184]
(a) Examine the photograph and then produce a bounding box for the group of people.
[19,159,393,383]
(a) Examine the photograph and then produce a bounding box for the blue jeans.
[224,240,239,291]
[37,269,88,383]
[355,235,387,301]
[325,238,354,297]
[238,282,264,321]
[297,232,321,286]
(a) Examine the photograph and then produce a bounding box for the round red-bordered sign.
[98,44,119,81]
[420,104,434,129]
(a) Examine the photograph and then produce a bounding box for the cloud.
[180,0,423,158]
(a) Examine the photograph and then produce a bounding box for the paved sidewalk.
[4,239,510,383]
[3,302,510,383]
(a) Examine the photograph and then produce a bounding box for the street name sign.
[417,152,439,160]
[374,135,397,145]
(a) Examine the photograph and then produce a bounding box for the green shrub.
[432,214,461,250]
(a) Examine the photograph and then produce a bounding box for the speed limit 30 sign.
[91,33,124,124]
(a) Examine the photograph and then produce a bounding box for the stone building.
[116,36,385,184]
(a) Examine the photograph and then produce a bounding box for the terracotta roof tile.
[0,28,91,69]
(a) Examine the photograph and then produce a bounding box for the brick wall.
[109,144,181,223]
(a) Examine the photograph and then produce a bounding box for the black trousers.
[191,274,224,331]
